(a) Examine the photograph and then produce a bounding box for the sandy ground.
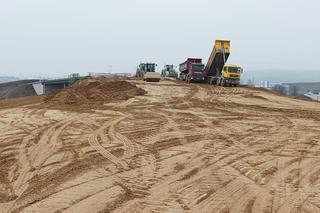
[1,79,320,213]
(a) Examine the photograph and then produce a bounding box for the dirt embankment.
[1,79,320,213]
[44,77,146,105]
[0,80,38,99]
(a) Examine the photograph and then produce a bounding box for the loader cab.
[140,63,157,73]
[162,65,177,77]
[164,65,174,71]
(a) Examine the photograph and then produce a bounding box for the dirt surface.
[1,79,320,213]
[0,80,38,99]
[44,77,146,105]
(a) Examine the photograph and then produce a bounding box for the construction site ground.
[1,78,320,213]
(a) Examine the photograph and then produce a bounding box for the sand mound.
[45,77,146,105]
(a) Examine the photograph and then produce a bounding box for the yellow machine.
[205,40,243,86]
[220,64,243,86]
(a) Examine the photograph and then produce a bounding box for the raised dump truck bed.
[204,40,230,78]
[204,40,242,86]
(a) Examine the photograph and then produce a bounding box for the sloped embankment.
[0,80,38,99]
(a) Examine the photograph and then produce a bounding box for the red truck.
[179,58,205,83]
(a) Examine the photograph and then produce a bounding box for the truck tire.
[212,79,217,85]
[221,79,225,87]
[187,75,192,84]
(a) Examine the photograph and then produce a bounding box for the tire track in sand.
[9,116,78,213]
[87,116,131,170]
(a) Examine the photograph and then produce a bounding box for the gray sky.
[0,0,319,78]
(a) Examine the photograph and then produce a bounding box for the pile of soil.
[44,77,146,105]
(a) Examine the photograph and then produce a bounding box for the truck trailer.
[179,58,205,83]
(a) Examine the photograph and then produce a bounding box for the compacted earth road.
[1,79,320,213]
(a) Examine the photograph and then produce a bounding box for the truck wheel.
[212,79,217,85]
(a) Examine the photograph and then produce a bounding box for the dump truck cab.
[179,58,205,83]
[188,63,205,83]
[220,64,243,86]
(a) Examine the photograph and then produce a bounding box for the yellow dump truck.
[204,40,243,86]
[219,64,243,86]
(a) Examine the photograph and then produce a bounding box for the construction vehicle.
[204,40,243,86]
[179,58,205,83]
[161,65,178,78]
[218,64,243,86]
[136,63,161,82]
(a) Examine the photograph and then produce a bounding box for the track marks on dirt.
[88,116,130,170]
[2,81,320,213]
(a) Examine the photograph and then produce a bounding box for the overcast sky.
[0,0,319,78]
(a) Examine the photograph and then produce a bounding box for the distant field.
[242,70,320,84]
